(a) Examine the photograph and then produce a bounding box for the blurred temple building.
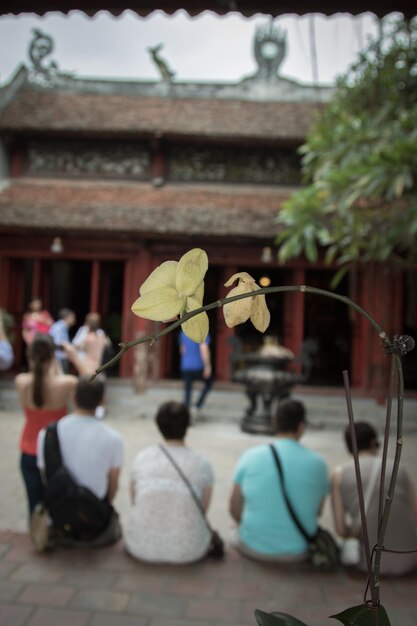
[0,26,413,397]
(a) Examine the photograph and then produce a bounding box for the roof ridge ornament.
[27,28,71,87]
[147,44,176,83]
[253,20,287,82]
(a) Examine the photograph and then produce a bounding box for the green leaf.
[255,610,309,626]
[330,604,391,625]
[330,265,350,289]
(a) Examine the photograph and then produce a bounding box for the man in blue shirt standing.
[49,309,76,373]
[179,331,212,420]
[229,398,329,562]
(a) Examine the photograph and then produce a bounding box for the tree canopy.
[276,16,417,282]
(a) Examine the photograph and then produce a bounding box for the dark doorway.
[49,260,92,339]
[303,270,351,386]
[232,267,289,356]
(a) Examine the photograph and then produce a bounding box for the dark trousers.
[20,452,44,518]
[182,369,212,409]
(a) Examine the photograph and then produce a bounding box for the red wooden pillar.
[216,265,237,382]
[350,268,370,389]
[283,268,305,374]
[371,268,403,402]
[120,248,153,380]
[90,260,100,312]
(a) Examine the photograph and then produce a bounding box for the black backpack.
[43,422,113,541]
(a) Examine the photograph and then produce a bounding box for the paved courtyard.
[0,381,417,625]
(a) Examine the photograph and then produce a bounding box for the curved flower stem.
[90,284,388,379]
[378,357,395,528]
[90,281,408,612]
[343,371,377,605]
[373,354,404,589]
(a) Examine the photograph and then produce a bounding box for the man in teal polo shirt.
[229,398,329,561]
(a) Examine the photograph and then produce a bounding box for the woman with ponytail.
[15,334,87,519]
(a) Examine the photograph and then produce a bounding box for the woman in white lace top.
[125,401,214,563]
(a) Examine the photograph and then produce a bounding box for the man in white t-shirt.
[37,377,124,548]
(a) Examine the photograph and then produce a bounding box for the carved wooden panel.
[27,140,151,179]
[169,144,300,184]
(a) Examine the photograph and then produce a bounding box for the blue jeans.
[20,453,44,518]
[182,369,212,409]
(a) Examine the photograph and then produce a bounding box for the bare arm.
[199,342,212,379]
[107,467,120,502]
[331,468,349,538]
[229,483,244,524]
[63,343,96,377]
[201,486,212,512]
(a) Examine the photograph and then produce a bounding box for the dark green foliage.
[277,16,417,275]
[254,604,391,626]
[255,610,309,626]
[330,604,391,625]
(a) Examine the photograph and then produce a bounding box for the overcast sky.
[0,10,381,87]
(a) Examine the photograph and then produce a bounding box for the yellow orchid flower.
[131,248,209,343]
[223,272,270,333]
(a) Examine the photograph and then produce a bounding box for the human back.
[36,377,123,549]
[236,439,328,555]
[332,422,417,575]
[53,411,123,500]
[15,334,78,517]
[125,401,214,563]
[230,398,329,560]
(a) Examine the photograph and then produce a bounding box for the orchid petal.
[140,261,178,295]
[181,296,209,343]
[131,287,185,322]
[176,248,208,296]
[193,281,205,305]
[224,272,256,288]
[250,287,271,333]
[223,284,253,328]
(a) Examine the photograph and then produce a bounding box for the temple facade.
[0,26,411,397]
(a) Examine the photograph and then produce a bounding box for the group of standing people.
[22,298,110,377]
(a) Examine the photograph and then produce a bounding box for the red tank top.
[20,407,67,456]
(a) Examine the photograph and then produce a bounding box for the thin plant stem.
[377,357,396,529]
[90,279,410,616]
[343,370,377,606]
[91,284,387,379]
[373,355,405,587]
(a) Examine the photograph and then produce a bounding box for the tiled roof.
[0,85,322,141]
[0,178,292,239]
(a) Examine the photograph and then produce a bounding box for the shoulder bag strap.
[158,444,212,533]
[44,422,63,482]
[269,443,314,543]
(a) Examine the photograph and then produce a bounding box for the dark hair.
[275,398,306,434]
[28,334,55,408]
[58,308,74,320]
[344,422,379,454]
[155,401,190,440]
[86,312,101,332]
[75,377,105,411]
